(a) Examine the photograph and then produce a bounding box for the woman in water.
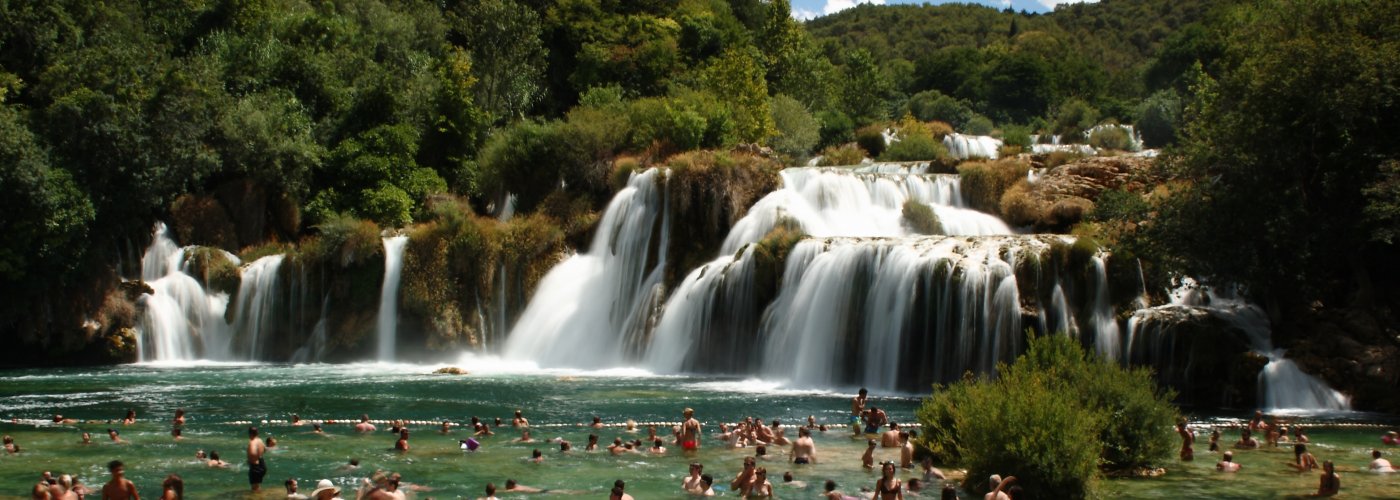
[1315,460,1340,496]
[874,462,903,500]
[1288,443,1319,472]
[160,474,183,500]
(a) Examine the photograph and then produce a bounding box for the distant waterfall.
[134,223,234,362]
[942,133,1002,160]
[377,236,409,362]
[502,169,669,368]
[229,255,284,360]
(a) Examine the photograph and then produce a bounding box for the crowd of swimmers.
[10,395,1400,499]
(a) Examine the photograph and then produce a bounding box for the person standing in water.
[791,427,818,464]
[102,461,138,500]
[1177,422,1195,461]
[1315,460,1340,496]
[680,408,702,452]
[247,426,268,493]
[851,389,868,435]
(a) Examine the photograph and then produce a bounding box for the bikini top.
[880,479,901,494]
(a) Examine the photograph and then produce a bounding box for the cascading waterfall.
[502,169,669,368]
[290,296,331,363]
[942,133,1002,160]
[229,255,285,360]
[377,235,409,362]
[134,223,234,362]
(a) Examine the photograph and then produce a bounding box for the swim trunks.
[682,440,698,451]
[794,457,810,464]
[248,458,267,485]
[865,425,878,434]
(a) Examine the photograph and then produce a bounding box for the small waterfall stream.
[377,235,409,362]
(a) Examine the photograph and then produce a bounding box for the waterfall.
[134,223,234,362]
[942,133,1002,160]
[1205,299,1350,411]
[377,235,409,362]
[1089,256,1122,361]
[502,169,668,368]
[290,296,331,363]
[228,255,284,359]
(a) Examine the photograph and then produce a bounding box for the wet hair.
[614,479,626,490]
[589,433,599,442]
[505,479,517,488]
[756,445,767,456]
[593,416,601,423]
[701,474,713,487]
[313,423,322,431]
[1375,449,1384,459]
[654,439,663,447]
[1295,443,1307,456]
[350,458,360,466]
[485,483,496,495]
[867,439,877,447]
[908,478,922,490]
[825,479,837,492]
[609,486,625,498]
[285,478,296,490]
[560,440,571,451]
[942,484,958,500]
[248,426,259,437]
[772,419,781,426]
[162,474,183,499]
[108,460,123,472]
[107,428,116,435]
[532,449,542,458]
[799,427,811,437]
[210,451,220,461]
[783,471,794,482]
[859,388,868,395]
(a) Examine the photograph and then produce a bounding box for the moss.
[816,143,865,166]
[184,247,242,295]
[664,150,784,288]
[750,220,807,304]
[609,156,642,192]
[902,200,942,235]
[238,241,291,263]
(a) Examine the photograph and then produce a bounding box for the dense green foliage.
[917,333,1179,499]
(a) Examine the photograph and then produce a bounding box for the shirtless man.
[102,460,138,500]
[439,421,452,434]
[852,388,869,435]
[355,415,376,433]
[862,439,877,469]
[730,457,758,493]
[106,429,125,444]
[681,463,705,493]
[1177,422,1195,461]
[791,427,818,464]
[394,429,409,452]
[590,416,605,429]
[769,420,789,446]
[649,439,666,454]
[1289,443,1319,472]
[612,480,635,500]
[881,422,902,448]
[807,415,818,430]
[865,407,888,435]
[504,479,542,493]
[247,426,268,492]
[900,431,915,469]
[1217,451,1242,472]
[513,429,536,444]
[512,410,528,428]
[52,415,77,425]
[291,414,304,427]
[680,408,702,452]
[1235,429,1260,449]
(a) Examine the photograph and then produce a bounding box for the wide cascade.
[501,169,669,367]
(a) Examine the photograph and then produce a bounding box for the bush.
[816,110,855,149]
[957,159,1026,214]
[817,143,866,167]
[767,94,820,159]
[964,115,994,136]
[880,133,948,162]
[1051,98,1100,143]
[1000,124,1034,149]
[1046,197,1094,228]
[916,333,1179,499]
[1091,189,1150,223]
[902,201,942,234]
[1088,126,1133,151]
[359,183,414,228]
[1044,151,1084,169]
[999,181,1041,227]
[854,124,887,158]
[905,89,975,128]
[1134,89,1181,149]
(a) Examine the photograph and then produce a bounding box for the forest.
[1,0,1397,406]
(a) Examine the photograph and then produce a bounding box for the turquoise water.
[1,363,1397,499]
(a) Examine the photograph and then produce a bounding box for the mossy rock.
[433,366,469,375]
[184,247,242,295]
[902,201,942,235]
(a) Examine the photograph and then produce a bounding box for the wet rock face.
[1006,155,1159,231]
[1125,305,1261,408]
[1284,306,1400,413]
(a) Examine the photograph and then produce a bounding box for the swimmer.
[1217,451,1242,472]
[312,423,326,435]
[1370,449,1394,472]
[394,429,409,452]
[58,474,80,500]
[171,427,183,441]
[52,414,77,425]
[881,422,902,448]
[1177,422,1195,461]
[248,427,268,492]
[440,421,452,434]
[866,406,888,435]
[590,416,604,429]
[862,439,877,469]
[921,456,946,480]
[625,419,637,432]
[755,444,770,461]
[770,420,790,446]
[682,463,704,493]
[159,474,182,500]
[531,449,544,463]
[102,461,138,500]
[874,462,902,500]
[781,471,806,489]
[900,431,915,469]
[494,417,503,427]
[1235,428,1259,449]
[609,437,625,455]
[586,433,599,451]
[984,475,1014,500]
[1209,429,1221,452]
[852,388,869,435]
[355,415,376,433]
[172,408,185,427]
[1288,443,1319,472]
[823,480,843,500]
[106,429,126,444]
[194,450,207,461]
[291,414,304,427]
[122,409,136,425]
[697,474,715,496]
[1315,460,1340,496]
[650,438,666,454]
[337,459,361,473]
[612,480,635,500]
[503,479,542,493]
[807,415,817,430]
[747,467,774,498]
[1295,426,1310,443]
[480,482,500,500]
[81,432,92,445]
[264,436,276,448]
[4,435,16,453]
[208,451,229,468]
[647,425,658,442]
[474,423,494,437]
[286,478,307,500]
[819,424,828,433]
[512,410,528,428]
[680,408,702,452]
[731,457,758,492]
[559,439,572,452]
[513,429,537,443]
[906,478,923,494]
[1248,410,1265,432]
[1384,431,1399,446]
[791,427,818,464]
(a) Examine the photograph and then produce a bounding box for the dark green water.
[1,362,1397,499]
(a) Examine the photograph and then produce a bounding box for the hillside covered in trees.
[1,0,1397,412]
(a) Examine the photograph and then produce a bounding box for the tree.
[449,0,547,122]
[1133,89,1181,148]
[767,94,819,158]
[703,46,774,143]
[839,49,893,124]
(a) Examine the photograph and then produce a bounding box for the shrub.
[854,124,887,158]
[1088,126,1133,151]
[359,183,414,228]
[1134,89,1181,149]
[1051,98,1100,143]
[1046,197,1094,228]
[902,201,942,235]
[957,159,1026,214]
[905,89,975,129]
[1044,151,1084,169]
[964,115,994,136]
[916,333,1179,499]
[767,94,820,159]
[880,133,948,162]
[999,181,1042,227]
[816,110,855,149]
[926,121,954,140]
[817,143,866,167]
[1000,124,1034,150]
[1090,189,1150,223]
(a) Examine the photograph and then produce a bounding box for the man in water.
[1370,449,1394,472]
[102,460,138,500]
[861,439,877,469]
[680,408,702,452]
[682,463,705,493]
[512,410,529,428]
[881,422,901,448]
[1234,428,1259,449]
[356,415,376,433]
[504,479,542,493]
[394,429,409,452]
[865,406,888,435]
[612,480,635,500]
[650,439,667,454]
[851,388,868,435]
[900,431,915,469]
[106,429,125,444]
[286,478,308,500]
[1177,422,1195,461]
[1217,451,1242,472]
[481,483,499,500]
[730,457,758,493]
[248,426,268,492]
[791,427,818,464]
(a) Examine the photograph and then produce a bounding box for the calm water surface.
[0,362,1396,499]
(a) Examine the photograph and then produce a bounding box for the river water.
[1,363,1397,499]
